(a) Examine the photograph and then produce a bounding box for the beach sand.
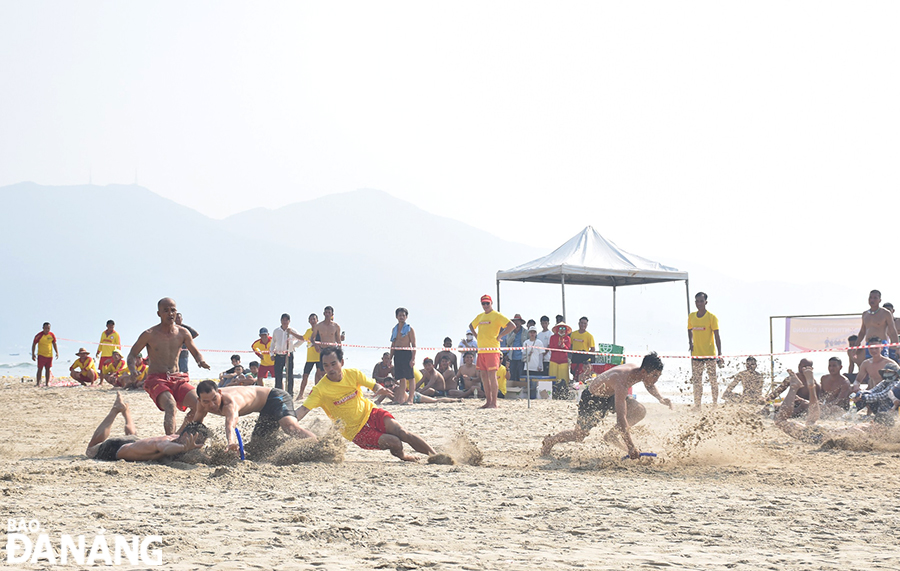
[2,377,899,570]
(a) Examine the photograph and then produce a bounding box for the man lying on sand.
[775,367,889,444]
[85,393,209,462]
[541,352,672,458]
[192,382,317,452]
[296,346,448,462]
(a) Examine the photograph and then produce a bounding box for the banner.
[784,317,859,352]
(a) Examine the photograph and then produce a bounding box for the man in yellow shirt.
[300,313,321,394]
[96,320,121,370]
[70,348,98,386]
[469,294,516,409]
[570,316,596,381]
[687,291,723,410]
[296,347,440,461]
[101,350,129,386]
[31,322,59,386]
[252,328,276,384]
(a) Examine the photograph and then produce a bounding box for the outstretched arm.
[644,380,672,409]
[157,433,203,457]
[183,330,210,370]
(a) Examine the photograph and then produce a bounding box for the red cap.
[480,294,492,304]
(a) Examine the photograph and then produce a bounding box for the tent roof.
[496,226,688,287]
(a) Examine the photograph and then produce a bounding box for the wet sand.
[2,377,899,570]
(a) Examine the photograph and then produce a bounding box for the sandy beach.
[2,377,899,570]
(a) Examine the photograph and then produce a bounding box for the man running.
[127,298,210,434]
[541,352,671,458]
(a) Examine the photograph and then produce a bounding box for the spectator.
[251,328,276,385]
[537,316,552,376]
[459,331,478,365]
[272,313,304,395]
[31,321,58,387]
[70,348,98,386]
[96,320,121,370]
[549,322,572,397]
[175,312,199,373]
[523,326,546,399]
[688,292,723,410]
[503,313,527,387]
[434,337,458,374]
[570,316,596,381]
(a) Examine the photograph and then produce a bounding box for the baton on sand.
[235,428,245,461]
[622,452,657,460]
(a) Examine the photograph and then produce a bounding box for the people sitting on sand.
[541,352,672,458]
[850,366,900,424]
[117,352,149,390]
[295,346,444,462]
[452,351,481,398]
[70,348,98,386]
[219,364,261,388]
[247,361,260,380]
[192,381,317,452]
[458,331,477,365]
[85,393,209,462]
[722,356,764,404]
[819,356,853,411]
[775,368,890,444]
[219,354,243,385]
[100,350,129,386]
[855,337,899,390]
[418,358,447,396]
[434,337,458,374]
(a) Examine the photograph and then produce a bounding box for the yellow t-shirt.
[34,332,56,358]
[414,368,424,389]
[102,359,127,377]
[688,311,719,357]
[134,361,148,381]
[301,368,376,440]
[470,311,511,353]
[252,338,275,367]
[497,364,508,396]
[70,357,96,373]
[570,331,596,356]
[303,328,319,362]
[98,331,121,358]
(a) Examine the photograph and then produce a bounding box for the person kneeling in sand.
[296,346,444,462]
[541,352,672,458]
[85,393,209,462]
[70,348,98,386]
[192,381,317,453]
[775,367,890,444]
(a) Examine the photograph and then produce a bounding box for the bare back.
[117,435,180,461]
[587,363,641,397]
[213,386,273,417]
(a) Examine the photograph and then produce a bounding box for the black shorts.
[252,388,297,439]
[393,350,414,380]
[303,361,321,375]
[576,391,615,431]
[95,436,139,462]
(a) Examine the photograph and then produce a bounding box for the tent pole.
[496,279,501,312]
[769,316,775,386]
[561,275,566,322]
[612,285,617,344]
[685,279,691,314]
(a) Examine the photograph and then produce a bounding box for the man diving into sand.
[775,367,891,444]
[127,297,211,435]
[192,382,318,452]
[85,393,209,462]
[296,346,446,462]
[541,352,672,458]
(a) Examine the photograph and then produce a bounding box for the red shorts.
[258,365,275,379]
[99,356,113,369]
[143,372,195,411]
[351,407,395,450]
[37,355,53,369]
[475,352,501,371]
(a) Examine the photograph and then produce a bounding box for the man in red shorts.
[127,297,210,434]
[31,322,59,387]
[296,346,439,461]
[469,295,516,409]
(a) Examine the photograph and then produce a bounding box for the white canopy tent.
[496,226,690,343]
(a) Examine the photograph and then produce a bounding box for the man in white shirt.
[523,326,547,399]
[537,315,552,376]
[270,313,304,395]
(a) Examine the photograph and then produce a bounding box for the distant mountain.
[0,182,861,374]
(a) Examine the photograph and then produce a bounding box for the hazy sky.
[2,1,898,287]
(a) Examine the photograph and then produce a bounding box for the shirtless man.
[884,302,900,360]
[85,393,208,462]
[775,368,889,444]
[372,352,394,385]
[127,298,210,435]
[418,358,448,397]
[855,337,900,390]
[541,352,672,458]
[846,335,865,384]
[857,290,899,359]
[192,381,317,452]
[434,337,458,375]
[314,306,342,355]
[451,351,481,398]
[766,358,822,417]
[819,356,852,411]
[722,356,765,404]
[389,307,417,405]
[438,356,456,392]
